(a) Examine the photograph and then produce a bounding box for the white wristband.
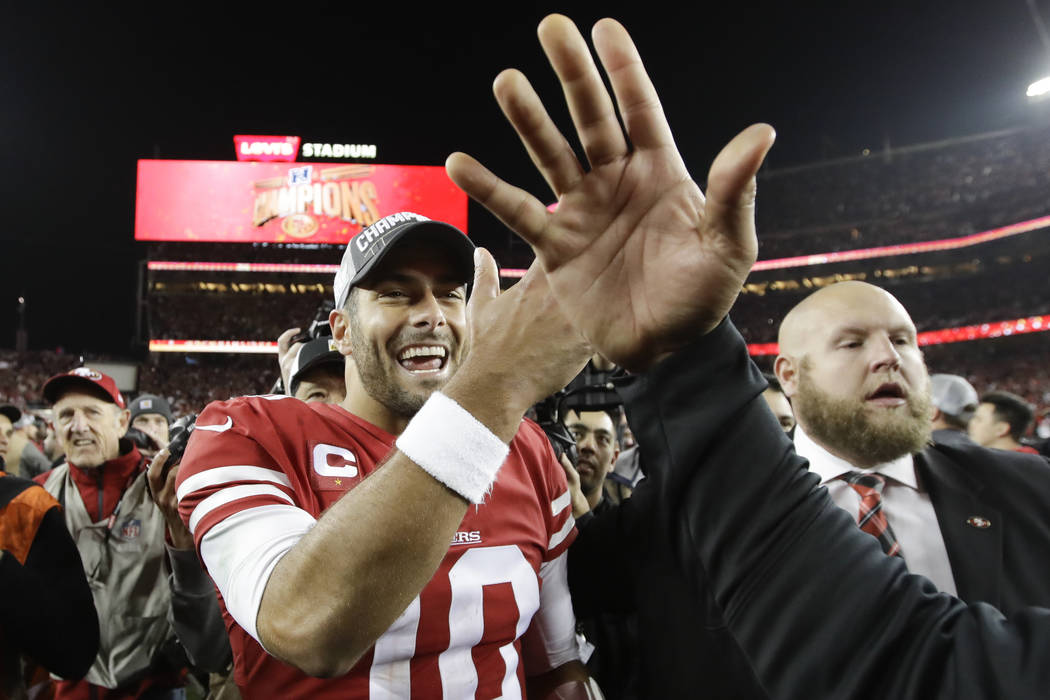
[396,392,510,504]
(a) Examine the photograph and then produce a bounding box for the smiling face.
[331,242,468,432]
[776,282,932,467]
[53,389,129,468]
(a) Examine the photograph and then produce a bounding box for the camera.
[534,360,624,466]
[166,413,198,465]
[289,300,336,345]
[533,393,579,467]
[273,300,338,395]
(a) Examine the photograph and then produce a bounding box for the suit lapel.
[916,448,1003,608]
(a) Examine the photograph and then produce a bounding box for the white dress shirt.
[793,425,958,596]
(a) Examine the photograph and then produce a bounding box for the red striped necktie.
[845,472,903,558]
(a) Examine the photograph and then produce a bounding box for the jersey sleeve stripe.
[200,503,316,646]
[176,465,293,503]
[525,552,580,672]
[550,489,571,516]
[188,484,295,535]
[547,514,575,550]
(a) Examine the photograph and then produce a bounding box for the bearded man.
[774,281,1050,611]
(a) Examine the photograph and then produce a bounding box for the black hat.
[333,211,475,308]
[0,405,21,424]
[289,338,345,396]
[129,394,173,424]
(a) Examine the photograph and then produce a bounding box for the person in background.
[761,372,795,433]
[128,394,173,454]
[968,390,1041,454]
[5,412,50,479]
[0,406,17,468]
[0,469,99,698]
[563,408,621,517]
[928,373,979,448]
[35,368,226,699]
[286,337,346,404]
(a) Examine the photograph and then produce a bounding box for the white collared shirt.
[794,425,958,596]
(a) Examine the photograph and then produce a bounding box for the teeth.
[398,345,447,361]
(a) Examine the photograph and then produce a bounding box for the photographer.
[147,419,236,698]
[34,368,230,699]
[128,394,173,458]
[564,407,620,517]
[280,334,346,404]
[275,302,347,404]
[538,372,640,700]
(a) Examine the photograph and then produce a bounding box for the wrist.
[441,364,530,443]
[396,392,511,504]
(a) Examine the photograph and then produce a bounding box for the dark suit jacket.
[918,443,1050,615]
[571,319,1050,699]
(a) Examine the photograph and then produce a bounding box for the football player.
[177,212,595,697]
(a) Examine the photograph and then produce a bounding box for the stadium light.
[1027,76,1050,97]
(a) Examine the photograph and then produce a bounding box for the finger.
[147,448,169,491]
[591,18,675,152]
[445,152,551,250]
[277,328,301,353]
[493,69,584,197]
[163,463,180,501]
[705,124,776,247]
[468,247,500,304]
[559,454,581,487]
[538,14,629,168]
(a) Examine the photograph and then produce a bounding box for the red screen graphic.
[135,160,468,244]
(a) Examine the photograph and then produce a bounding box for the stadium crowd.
[4,14,1050,700]
[753,123,1050,258]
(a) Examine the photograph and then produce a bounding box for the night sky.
[2,2,1047,353]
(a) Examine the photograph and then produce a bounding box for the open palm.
[447,15,774,371]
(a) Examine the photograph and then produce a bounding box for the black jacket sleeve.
[568,498,642,617]
[0,506,99,679]
[618,318,1050,700]
[166,546,233,673]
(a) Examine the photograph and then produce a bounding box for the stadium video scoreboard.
[134,135,467,245]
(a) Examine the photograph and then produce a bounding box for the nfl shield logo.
[121,519,142,539]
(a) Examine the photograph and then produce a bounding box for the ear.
[116,408,131,434]
[329,308,353,357]
[774,355,799,398]
[993,419,1012,440]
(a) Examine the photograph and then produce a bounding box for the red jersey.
[177,395,576,699]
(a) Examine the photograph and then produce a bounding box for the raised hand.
[447,249,592,442]
[147,447,194,549]
[446,14,775,371]
[276,327,303,392]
